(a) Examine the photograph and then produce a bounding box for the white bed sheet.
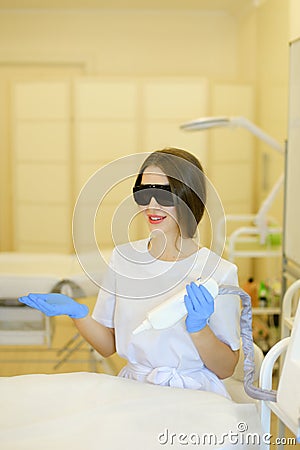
[0,372,261,450]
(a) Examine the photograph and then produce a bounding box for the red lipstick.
[147,214,167,224]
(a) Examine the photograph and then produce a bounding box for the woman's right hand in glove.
[18,293,89,319]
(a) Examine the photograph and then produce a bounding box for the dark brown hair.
[134,148,206,238]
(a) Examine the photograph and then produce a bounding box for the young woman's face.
[139,165,179,238]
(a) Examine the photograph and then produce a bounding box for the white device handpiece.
[132,278,218,335]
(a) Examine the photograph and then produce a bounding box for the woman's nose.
[148,196,159,208]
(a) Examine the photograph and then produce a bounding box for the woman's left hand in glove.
[184,282,215,333]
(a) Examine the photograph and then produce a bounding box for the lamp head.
[180,115,284,153]
[180,116,231,131]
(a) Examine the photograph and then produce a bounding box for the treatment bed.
[1,295,299,450]
[0,279,285,450]
[0,372,261,450]
[1,250,299,449]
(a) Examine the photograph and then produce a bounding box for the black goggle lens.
[133,184,174,207]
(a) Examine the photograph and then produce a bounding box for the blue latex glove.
[18,293,89,319]
[184,282,214,332]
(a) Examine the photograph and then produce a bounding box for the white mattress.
[0,372,261,450]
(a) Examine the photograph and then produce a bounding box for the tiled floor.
[0,297,299,448]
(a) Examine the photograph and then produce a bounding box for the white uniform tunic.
[92,239,240,398]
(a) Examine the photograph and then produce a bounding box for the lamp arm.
[180,115,285,245]
[231,117,284,153]
[181,115,285,154]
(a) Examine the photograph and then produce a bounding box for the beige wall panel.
[75,159,139,197]
[143,122,208,168]
[97,203,140,247]
[16,241,69,254]
[100,176,137,205]
[15,122,70,162]
[15,163,69,203]
[259,82,288,140]
[75,175,136,218]
[75,163,104,194]
[14,82,69,119]
[211,83,255,216]
[212,84,255,118]
[75,81,137,119]
[12,81,72,252]
[144,80,208,119]
[211,83,255,162]
[15,204,71,246]
[93,215,113,249]
[75,203,121,249]
[76,121,137,162]
[74,201,142,250]
[72,204,96,251]
[75,163,104,200]
[210,162,252,204]
[211,86,255,160]
[210,129,253,162]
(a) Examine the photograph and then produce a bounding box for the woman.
[19,148,240,398]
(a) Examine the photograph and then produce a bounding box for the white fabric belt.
[123,363,221,393]
[147,366,197,389]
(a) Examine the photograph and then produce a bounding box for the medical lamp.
[180,116,285,244]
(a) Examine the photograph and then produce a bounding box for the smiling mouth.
[147,214,167,224]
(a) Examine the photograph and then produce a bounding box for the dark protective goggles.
[132,184,175,207]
